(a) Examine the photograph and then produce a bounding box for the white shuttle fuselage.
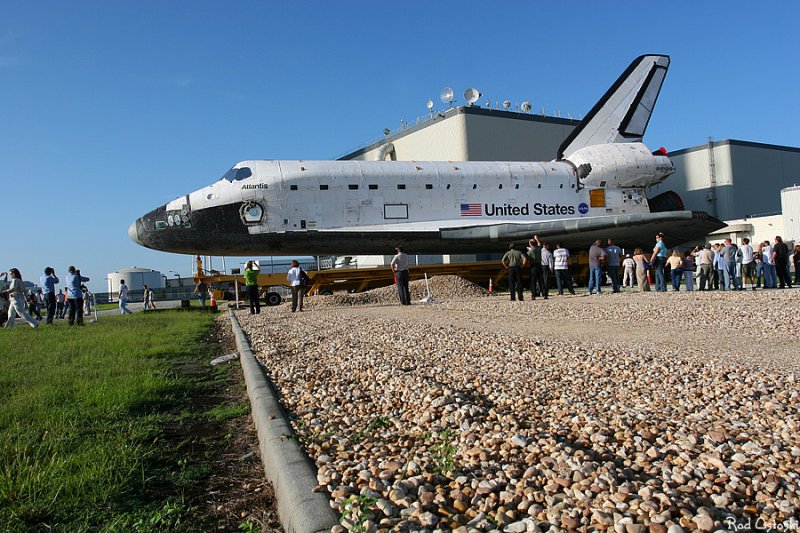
[129,55,726,256]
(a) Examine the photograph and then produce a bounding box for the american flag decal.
[460,203,482,216]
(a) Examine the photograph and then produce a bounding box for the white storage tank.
[782,185,800,242]
[107,267,164,294]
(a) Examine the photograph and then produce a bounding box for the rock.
[419,511,439,527]
[511,435,528,447]
[692,515,714,532]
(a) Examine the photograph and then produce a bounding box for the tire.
[264,292,282,306]
[319,289,333,296]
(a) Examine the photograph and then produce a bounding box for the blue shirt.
[39,273,59,294]
[605,245,622,267]
[653,240,667,258]
[65,273,90,299]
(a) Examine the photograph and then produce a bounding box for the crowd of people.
[11,235,789,324]
[0,267,164,328]
[0,266,93,328]
[499,233,797,300]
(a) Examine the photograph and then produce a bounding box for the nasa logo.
[578,203,589,215]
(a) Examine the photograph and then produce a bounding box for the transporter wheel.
[264,292,282,306]
[319,289,333,296]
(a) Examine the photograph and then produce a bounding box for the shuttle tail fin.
[556,54,670,160]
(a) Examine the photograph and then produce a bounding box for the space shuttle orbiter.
[129,54,725,256]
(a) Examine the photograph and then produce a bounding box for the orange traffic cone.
[209,293,218,313]
[488,278,494,294]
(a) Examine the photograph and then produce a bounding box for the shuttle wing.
[440,210,725,249]
[557,55,670,160]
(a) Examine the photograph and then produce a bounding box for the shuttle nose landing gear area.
[240,201,264,225]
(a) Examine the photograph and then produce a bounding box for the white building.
[781,185,800,242]
[107,267,164,294]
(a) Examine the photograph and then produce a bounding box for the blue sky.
[2,1,798,293]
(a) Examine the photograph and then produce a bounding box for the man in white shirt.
[286,260,305,312]
[118,280,133,315]
[740,238,756,290]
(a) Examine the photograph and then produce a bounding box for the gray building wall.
[652,140,800,220]
[341,106,578,163]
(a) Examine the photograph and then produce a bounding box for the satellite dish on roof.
[440,87,454,104]
[426,99,434,111]
[464,88,481,105]
[502,100,511,110]
[521,101,532,113]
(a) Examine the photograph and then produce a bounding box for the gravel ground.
[237,280,799,532]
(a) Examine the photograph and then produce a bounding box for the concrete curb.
[229,310,338,533]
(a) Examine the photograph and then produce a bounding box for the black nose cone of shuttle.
[128,219,142,245]
[129,204,169,251]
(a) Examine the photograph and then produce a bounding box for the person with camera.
[39,267,59,324]
[65,266,91,325]
[244,260,261,314]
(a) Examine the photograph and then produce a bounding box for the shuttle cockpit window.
[221,167,253,182]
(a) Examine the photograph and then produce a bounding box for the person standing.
[147,285,157,310]
[65,266,90,325]
[55,288,65,318]
[194,279,209,307]
[622,254,636,288]
[754,242,764,288]
[244,260,261,314]
[501,243,527,301]
[605,239,623,293]
[793,244,800,284]
[390,246,411,305]
[118,279,133,315]
[762,240,776,289]
[632,248,651,292]
[0,286,7,327]
[553,243,576,295]
[588,240,606,295]
[142,284,153,311]
[772,236,793,289]
[740,238,756,290]
[713,243,726,290]
[286,259,306,312]
[39,267,59,324]
[82,286,93,316]
[3,268,39,329]
[682,251,695,291]
[28,292,43,321]
[697,244,715,291]
[526,236,544,299]
[652,233,668,292]
[667,250,683,291]
[720,239,740,290]
[540,241,553,299]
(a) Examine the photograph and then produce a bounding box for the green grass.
[0,311,223,531]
